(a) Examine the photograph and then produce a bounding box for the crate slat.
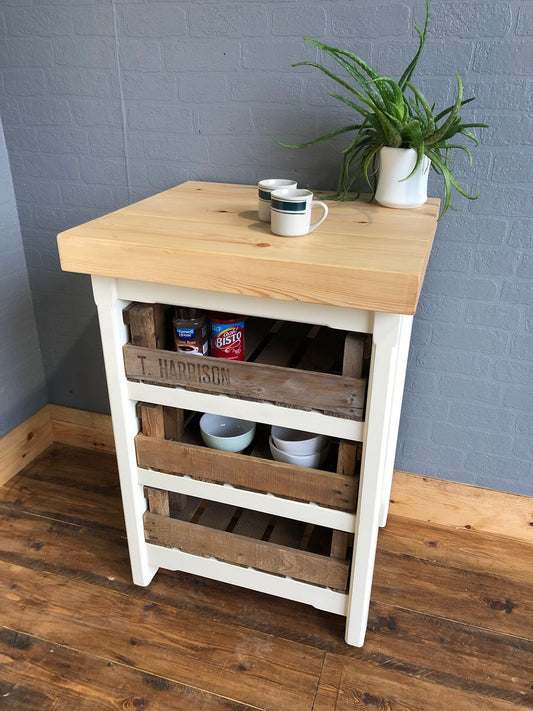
[128,305,173,520]
[231,509,272,540]
[123,302,169,349]
[268,517,306,549]
[137,402,165,438]
[330,531,350,560]
[124,345,365,419]
[297,523,315,552]
[196,501,237,531]
[135,434,357,511]
[335,332,365,474]
[308,524,337,558]
[342,332,367,379]
[330,331,365,558]
[163,406,185,441]
[137,403,170,516]
[244,317,276,359]
[253,321,310,366]
[170,495,203,522]
[144,511,349,591]
[294,326,346,374]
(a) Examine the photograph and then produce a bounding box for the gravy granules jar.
[209,312,245,361]
[173,307,208,355]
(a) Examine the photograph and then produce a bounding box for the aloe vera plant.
[274,0,487,217]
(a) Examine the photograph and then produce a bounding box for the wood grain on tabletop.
[57,181,439,315]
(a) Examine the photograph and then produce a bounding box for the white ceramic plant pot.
[375,146,431,209]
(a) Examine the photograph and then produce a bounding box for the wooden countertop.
[57,181,439,314]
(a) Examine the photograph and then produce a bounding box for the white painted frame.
[92,275,412,647]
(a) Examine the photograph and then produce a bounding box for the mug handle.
[308,201,328,233]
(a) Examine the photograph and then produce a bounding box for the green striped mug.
[270,188,328,237]
[258,179,297,222]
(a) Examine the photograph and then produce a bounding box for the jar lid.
[176,307,205,320]
[209,311,243,323]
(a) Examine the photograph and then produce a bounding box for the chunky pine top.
[57,181,439,315]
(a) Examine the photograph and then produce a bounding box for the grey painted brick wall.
[0,115,46,436]
[0,0,531,495]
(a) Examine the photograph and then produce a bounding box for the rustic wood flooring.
[0,444,531,710]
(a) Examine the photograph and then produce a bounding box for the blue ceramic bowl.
[200,413,255,453]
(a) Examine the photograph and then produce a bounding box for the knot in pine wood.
[484,598,515,614]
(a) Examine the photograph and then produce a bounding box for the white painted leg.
[378,315,413,528]
[344,312,402,646]
[91,275,158,586]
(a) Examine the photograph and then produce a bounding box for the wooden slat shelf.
[144,499,352,592]
[135,421,359,511]
[123,308,369,421]
[128,301,363,588]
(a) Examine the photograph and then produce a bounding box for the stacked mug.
[258,179,328,237]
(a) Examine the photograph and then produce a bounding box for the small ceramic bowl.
[271,425,327,456]
[200,413,255,453]
[269,436,329,468]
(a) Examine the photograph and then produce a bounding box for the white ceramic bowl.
[269,436,329,468]
[271,425,327,455]
[200,414,256,453]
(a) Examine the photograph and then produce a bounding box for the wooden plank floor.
[0,444,531,710]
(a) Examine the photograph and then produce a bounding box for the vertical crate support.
[124,302,187,516]
[123,301,168,350]
[136,403,170,517]
[330,332,366,560]
[137,401,187,515]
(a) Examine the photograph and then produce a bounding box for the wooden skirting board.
[0,406,53,488]
[0,405,114,488]
[48,404,115,454]
[1,405,531,545]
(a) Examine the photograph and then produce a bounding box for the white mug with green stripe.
[257,179,297,222]
[270,188,328,237]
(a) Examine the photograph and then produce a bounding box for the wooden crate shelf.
[123,304,369,421]
[135,415,359,511]
[143,496,352,592]
[126,301,364,582]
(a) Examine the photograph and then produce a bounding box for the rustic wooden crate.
[127,303,364,563]
[135,409,358,511]
[122,304,369,421]
[143,496,352,592]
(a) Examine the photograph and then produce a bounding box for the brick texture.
[0,0,531,495]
